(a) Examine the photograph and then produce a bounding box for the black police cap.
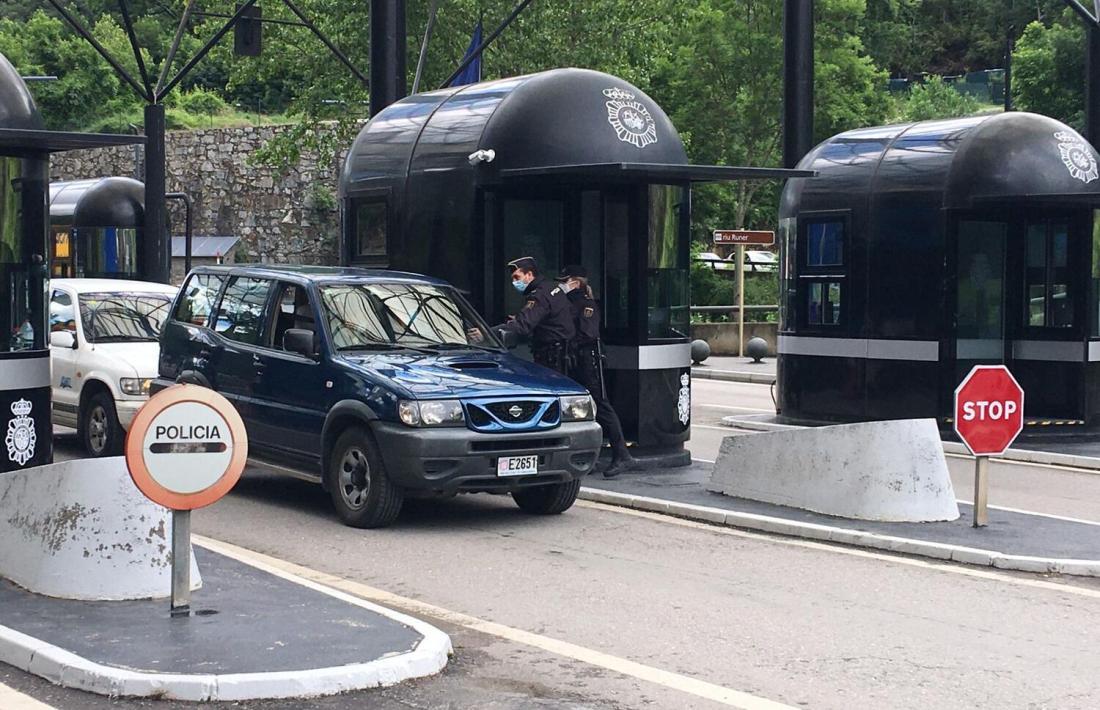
[507,256,538,272]
[557,264,588,280]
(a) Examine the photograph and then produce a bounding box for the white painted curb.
[0,540,451,701]
[579,487,1100,578]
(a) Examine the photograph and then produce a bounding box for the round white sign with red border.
[125,384,248,510]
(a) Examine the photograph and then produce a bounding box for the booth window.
[647,185,688,340]
[52,229,73,277]
[1093,210,1100,336]
[78,227,138,278]
[174,273,225,327]
[1026,219,1073,329]
[0,156,46,352]
[799,216,847,328]
[215,277,272,345]
[355,202,387,258]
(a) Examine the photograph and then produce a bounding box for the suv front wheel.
[326,427,404,528]
[512,479,581,515]
[81,392,122,457]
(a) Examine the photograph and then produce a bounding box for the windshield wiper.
[337,342,437,355]
[419,342,503,353]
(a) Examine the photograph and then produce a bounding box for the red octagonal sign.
[954,365,1025,456]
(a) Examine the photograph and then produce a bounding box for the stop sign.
[954,365,1025,456]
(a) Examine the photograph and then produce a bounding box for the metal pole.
[1004,25,1014,112]
[412,0,441,94]
[156,0,199,97]
[143,104,169,284]
[166,192,193,276]
[782,0,814,169]
[438,0,537,90]
[117,0,153,97]
[736,244,745,358]
[44,0,151,102]
[171,509,191,615]
[158,0,260,101]
[973,455,990,528]
[370,0,408,116]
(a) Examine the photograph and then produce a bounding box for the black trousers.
[571,342,627,453]
[533,341,570,376]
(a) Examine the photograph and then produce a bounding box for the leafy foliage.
[891,77,982,122]
[1012,11,1085,133]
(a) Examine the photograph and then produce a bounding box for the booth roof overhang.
[496,162,816,184]
[0,128,144,155]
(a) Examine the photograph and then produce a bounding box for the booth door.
[955,219,1008,383]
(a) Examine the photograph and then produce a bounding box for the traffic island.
[580,462,1100,577]
[0,545,451,701]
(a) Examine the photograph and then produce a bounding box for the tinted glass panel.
[1026,220,1074,329]
[79,293,172,343]
[78,227,139,278]
[175,273,224,326]
[807,281,841,325]
[1,156,48,352]
[1092,210,1100,336]
[647,186,687,340]
[356,202,387,257]
[604,194,630,330]
[501,198,563,320]
[215,277,271,345]
[806,220,844,267]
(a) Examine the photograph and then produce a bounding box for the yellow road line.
[194,534,796,710]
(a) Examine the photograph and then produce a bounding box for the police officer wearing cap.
[558,265,639,478]
[498,257,575,375]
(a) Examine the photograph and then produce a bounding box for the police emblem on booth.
[676,374,690,426]
[603,87,657,149]
[1055,131,1099,183]
[5,399,36,467]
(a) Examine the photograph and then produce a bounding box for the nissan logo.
[508,405,524,418]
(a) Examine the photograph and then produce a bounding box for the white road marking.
[575,501,1100,599]
[0,682,56,710]
[944,451,1100,476]
[194,535,797,710]
[697,403,775,413]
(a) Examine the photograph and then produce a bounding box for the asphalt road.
[12,380,1100,708]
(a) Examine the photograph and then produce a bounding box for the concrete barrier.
[0,458,201,600]
[706,418,959,522]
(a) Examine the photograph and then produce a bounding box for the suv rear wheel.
[512,479,581,515]
[326,427,404,528]
[81,392,122,457]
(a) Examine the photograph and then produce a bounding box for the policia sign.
[126,385,246,614]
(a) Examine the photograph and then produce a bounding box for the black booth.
[779,111,1100,431]
[340,68,803,462]
[0,52,140,473]
[48,177,144,279]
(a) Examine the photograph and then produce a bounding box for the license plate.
[497,454,538,477]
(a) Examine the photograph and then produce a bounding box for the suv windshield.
[80,292,173,343]
[320,282,501,352]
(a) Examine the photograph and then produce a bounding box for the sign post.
[124,385,247,615]
[713,230,775,359]
[953,365,1024,528]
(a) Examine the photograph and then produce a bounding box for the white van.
[48,279,178,456]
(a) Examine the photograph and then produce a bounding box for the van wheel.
[512,479,581,515]
[326,427,403,528]
[81,393,122,457]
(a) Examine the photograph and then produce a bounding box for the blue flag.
[449,21,483,87]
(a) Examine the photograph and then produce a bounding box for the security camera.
[468,149,496,166]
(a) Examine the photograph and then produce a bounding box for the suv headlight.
[398,399,465,426]
[120,378,152,396]
[560,395,594,421]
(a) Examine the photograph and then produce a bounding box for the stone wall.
[50,123,350,268]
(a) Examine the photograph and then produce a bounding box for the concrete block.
[950,547,997,567]
[0,458,202,600]
[993,555,1058,574]
[707,418,959,522]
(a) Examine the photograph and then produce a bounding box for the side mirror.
[495,327,519,349]
[49,330,76,349]
[283,328,317,357]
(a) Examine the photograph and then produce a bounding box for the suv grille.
[486,401,541,423]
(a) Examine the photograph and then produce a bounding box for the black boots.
[602,447,640,479]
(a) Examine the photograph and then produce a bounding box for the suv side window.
[267,282,316,350]
[49,290,76,333]
[215,276,272,346]
[175,273,225,327]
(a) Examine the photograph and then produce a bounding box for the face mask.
[559,282,574,294]
[512,279,527,293]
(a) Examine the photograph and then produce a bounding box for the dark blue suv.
[157,266,602,527]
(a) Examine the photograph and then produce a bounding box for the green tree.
[1012,12,1085,132]
[892,78,981,122]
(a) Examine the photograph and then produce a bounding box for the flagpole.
[439,0,536,89]
[412,0,440,94]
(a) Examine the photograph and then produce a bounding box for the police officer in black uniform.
[557,265,639,478]
[497,257,575,375]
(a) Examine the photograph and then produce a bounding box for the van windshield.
[79,293,173,343]
[319,282,501,352]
